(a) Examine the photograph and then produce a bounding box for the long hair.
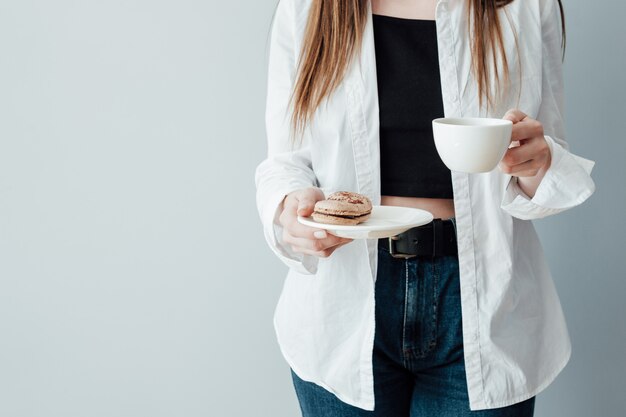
[289,0,566,140]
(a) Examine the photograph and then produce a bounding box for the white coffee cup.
[432,117,513,173]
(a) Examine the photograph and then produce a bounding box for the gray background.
[0,0,623,416]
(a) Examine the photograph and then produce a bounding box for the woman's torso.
[372,0,455,218]
[270,0,574,411]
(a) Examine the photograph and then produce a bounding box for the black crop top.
[372,14,453,199]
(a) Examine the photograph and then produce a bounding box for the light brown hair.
[289,0,565,141]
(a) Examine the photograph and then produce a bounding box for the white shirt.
[255,0,596,411]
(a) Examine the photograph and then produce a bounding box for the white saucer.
[297,206,434,239]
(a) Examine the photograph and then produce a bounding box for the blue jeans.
[290,220,535,416]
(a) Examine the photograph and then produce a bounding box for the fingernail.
[314,230,327,239]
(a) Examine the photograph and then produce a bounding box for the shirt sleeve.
[254,0,319,275]
[500,0,596,220]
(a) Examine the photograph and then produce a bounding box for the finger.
[508,140,521,149]
[503,108,528,124]
[287,231,352,249]
[281,193,327,238]
[514,168,542,178]
[286,233,353,254]
[292,240,352,258]
[313,230,328,239]
[294,189,323,217]
[279,209,326,239]
[500,158,541,177]
[285,215,334,239]
[501,140,536,166]
[282,188,319,216]
[285,231,353,250]
[501,136,550,175]
[293,246,333,258]
[510,119,544,142]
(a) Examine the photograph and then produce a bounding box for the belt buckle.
[388,235,416,259]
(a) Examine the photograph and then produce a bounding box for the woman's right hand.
[279,187,354,258]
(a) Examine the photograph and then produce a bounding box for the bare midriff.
[381,196,455,220]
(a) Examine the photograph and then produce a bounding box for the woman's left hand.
[499,109,552,177]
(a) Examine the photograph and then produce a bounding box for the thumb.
[296,194,317,216]
[503,108,527,124]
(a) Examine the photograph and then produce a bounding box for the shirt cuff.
[500,135,596,220]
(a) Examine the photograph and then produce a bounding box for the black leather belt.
[378,218,458,258]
